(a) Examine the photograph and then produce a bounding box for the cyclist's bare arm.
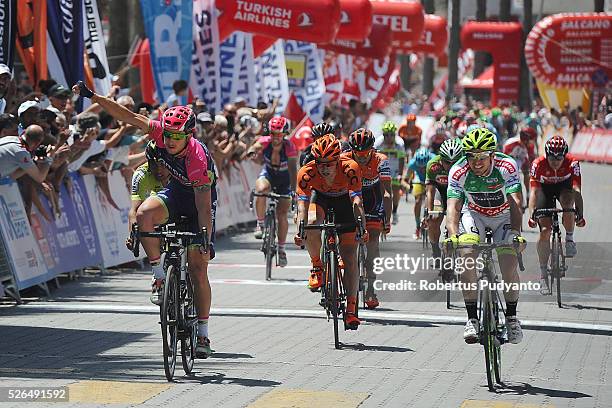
[128,200,141,233]
[72,84,149,132]
[288,157,297,192]
[446,197,463,236]
[194,186,213,245]
[426,184,436,212]
[507,191,523,231]
[573,186,584,217]
[351,195,367,231]
[296,199,309,223]
[381,179,392,224]
[528,184,540,217]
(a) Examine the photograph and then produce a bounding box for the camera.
[33,145,49,159]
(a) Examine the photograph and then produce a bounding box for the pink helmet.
[268,116,290,133]
[161,106,196,133]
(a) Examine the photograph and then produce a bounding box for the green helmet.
[462,127,497,152]
[439,138,464,162]
[382,121,397,134]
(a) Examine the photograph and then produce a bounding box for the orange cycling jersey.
[341,152,392,188]
[297,157,362,200]
[398,123,422,142]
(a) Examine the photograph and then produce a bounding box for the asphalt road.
[0,162,610,408]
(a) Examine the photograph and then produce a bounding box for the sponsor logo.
[340,11,350,24]
[297,12,313,27]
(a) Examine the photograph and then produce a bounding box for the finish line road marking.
[15,303,612,334]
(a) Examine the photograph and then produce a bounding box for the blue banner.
[140,0,193,104]
[283,41,325,123]
[30,173,103,275]
[46,0,84,93]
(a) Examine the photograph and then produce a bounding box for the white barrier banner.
[0,179,48,289]
[255,40,289,114]
[83,172,139,268]
[215,161,260,231]
[191,0,222,113]
[284,41,326,123]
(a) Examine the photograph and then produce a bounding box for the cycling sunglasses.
[163,130,190,141]
[465,151,492,161]
[353,149,372,158]
[547,153,565,161]
[315,159,337,168]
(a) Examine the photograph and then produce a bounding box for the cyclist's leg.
[429,190,444,257]
[365,220,382,301]
[391,179,401,220]
[535,186,554,271]
[136,193,170,263]
[305,198,325,289]
[413,184,425,236]
[254,172,271,235]
[273,180,291,256]
[458,211,482,342]
[559,185,576,237]
[495,221,523,343]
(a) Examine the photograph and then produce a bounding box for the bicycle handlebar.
[249,190,294,210]
[455,240,525,272]
[130,223,209,257]
[532,208,576,219]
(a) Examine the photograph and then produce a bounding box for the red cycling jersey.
[529,154,581,189]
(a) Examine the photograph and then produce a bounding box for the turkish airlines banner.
[191,0,222,113]
[525,13,612,89]
[370,0,424,48]
[216,0,341,44]
[254,40,289,113]
[323,51,345,104]
[319,23,392,59]
[397,14,447,57]
[336,0,372,41]
[83,0,111,96]
[284,41,326,123]
[461,22,522,106]
[354,54,398,104]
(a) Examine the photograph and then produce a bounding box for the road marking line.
[247,388,368,408]
[211,278,307,286]
[461,400,554,408]
[15,303,612,333]
[67,380,171,404]
[212,263,304,269]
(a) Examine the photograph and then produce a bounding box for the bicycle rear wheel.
[181,273,196,375]
[482,287,496,391]
[491,293,502,384]
[265,214,275,280]
[330,252,341,349]
[357,243,367,313]
[161,265,179,381]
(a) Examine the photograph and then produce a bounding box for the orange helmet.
[406,114,417,123]
[311,135,342,162]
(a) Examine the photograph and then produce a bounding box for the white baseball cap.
[18,100,42,117]
[0,64,12,78]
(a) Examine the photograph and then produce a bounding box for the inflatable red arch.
[461,21,523,106]
[397,14,447,56]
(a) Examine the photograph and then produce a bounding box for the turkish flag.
[284,92,307,125]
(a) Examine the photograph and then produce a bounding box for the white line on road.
[14,303,612,333]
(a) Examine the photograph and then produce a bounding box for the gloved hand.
[527,216,537,228]
[75,80,94,98]
[358,229,370,243]
[575,213,586,227]
[442,234,460,250]
[294,233,304,247]
[509,231,527,253]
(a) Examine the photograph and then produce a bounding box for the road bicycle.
[455,228,524,391]
[532,208,576,308]
[249,190,293,280]
[131,219,208,381]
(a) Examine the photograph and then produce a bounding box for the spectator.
[0,113,18,137]
[165,79,188,107]
[0,124,56,183]
[47,84,72,112]
[0,64,13,114]
[18,100,43,131]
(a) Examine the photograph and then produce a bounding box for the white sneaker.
[254,225,263,239]
[565,240,577,258]
[506,316,523,344]
[392,213,399,225]
[150,278,164,306]
[278,250,287,267]
[464,318,480,344]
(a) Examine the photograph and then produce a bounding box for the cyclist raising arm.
[73,81,217,359]
[294,135,368,329]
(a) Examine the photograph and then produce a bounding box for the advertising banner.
[220,32,257,106]
[284,41,326,123]
[82,0,112,96]
[255,40,290,113]
[47,0,84,93]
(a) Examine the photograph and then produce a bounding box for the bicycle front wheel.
[330,252,340,350]
[161,265,179,381]
[482,287,496,391]
[265,214,276,281]
[553,234,563,308]
[181,273,196,375]
[357,243,367,314]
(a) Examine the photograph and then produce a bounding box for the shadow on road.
[210,352,254,359]
[186,371,281,387]
[496,382,592,399]
[340,343,414,352]
[564,303,612,312]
